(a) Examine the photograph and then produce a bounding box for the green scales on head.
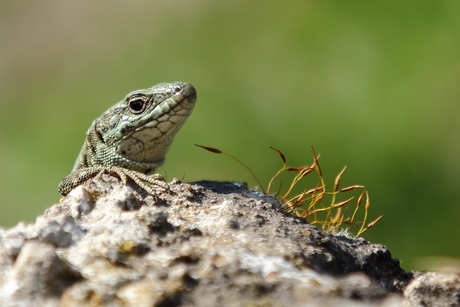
[59,82,197,196]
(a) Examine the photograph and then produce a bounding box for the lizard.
[58,82,197,196]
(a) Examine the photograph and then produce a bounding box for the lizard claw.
[59,166,169,196]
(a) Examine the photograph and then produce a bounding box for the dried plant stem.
[196,144,382,237]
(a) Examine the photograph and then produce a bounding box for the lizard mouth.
[137,82,197,136]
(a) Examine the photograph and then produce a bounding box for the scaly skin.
[58,82,197,196]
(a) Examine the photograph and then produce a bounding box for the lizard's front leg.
[58,166,169,196]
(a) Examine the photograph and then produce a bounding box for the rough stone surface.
[0,176,452,306]
[403,272,460,306]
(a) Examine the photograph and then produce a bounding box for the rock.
[0,175,423,306]
[403,272,460,307]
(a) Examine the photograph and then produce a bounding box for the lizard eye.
[129,99,146,114]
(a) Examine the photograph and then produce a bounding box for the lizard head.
[95,82,197,164]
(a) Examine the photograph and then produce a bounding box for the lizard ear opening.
[96,130,105,143]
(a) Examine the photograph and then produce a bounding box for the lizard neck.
[72,125,166,174]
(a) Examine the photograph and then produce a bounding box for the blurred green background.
[1,1,460,271]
